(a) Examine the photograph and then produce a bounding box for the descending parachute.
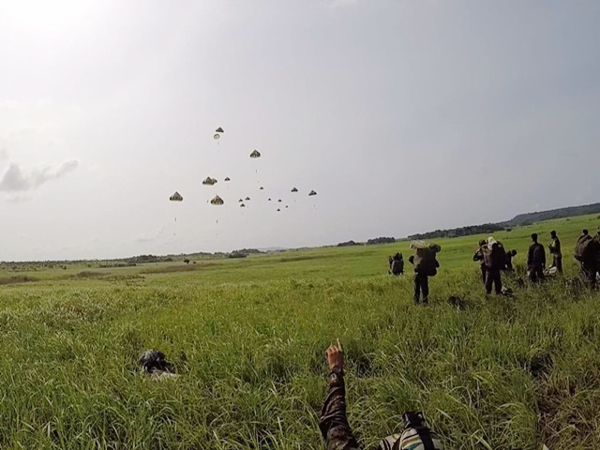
[277,208,281,212]
[210,195,224,206]
[285,205,289,209]
[291,187,298,193]
[238,198,243,203]
[278,199,282,203]
[240,203,246,208]
[260,186,264,190]
[250,150,261,158]
[309,190,317,196]
[214,127,224,140]
[224,177,231,182]
[245,197,251,201]
[268,198,272,201]
[203,177,217,186]
[170,192,183,202]
[216,127,224,133]
[213,134,220,140]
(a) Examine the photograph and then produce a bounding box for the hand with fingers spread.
[325,338,344,372]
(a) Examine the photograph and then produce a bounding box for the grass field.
[1,214,599,449]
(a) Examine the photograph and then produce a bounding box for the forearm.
[319,370,360,450]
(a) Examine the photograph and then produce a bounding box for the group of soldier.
[389,227,600,303]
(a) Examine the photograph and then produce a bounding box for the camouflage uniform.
[319,369,360,450]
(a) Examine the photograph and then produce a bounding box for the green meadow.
[0,214,599,449]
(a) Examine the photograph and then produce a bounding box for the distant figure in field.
[472,240,487,283]
[504,249,517,271]
[408,242,440,304]
[527,233,546,283]
[481,237,506,295]
[319,340,444,450]
[548,230,562,273]
[388,253,404,276]
[575,229,599,289]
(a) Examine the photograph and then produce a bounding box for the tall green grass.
[0,214,598,448]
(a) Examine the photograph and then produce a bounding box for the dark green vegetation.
[0,215,599,448]
[409,201,600,241]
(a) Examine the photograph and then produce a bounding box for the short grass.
[0,214,599,449]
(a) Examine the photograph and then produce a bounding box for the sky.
[1,0,599,261]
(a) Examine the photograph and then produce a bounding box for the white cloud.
[0,159,79,192]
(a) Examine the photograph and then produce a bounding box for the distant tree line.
[408,223,506,240]
[367,237,396,245]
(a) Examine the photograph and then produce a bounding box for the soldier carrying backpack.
[575,229,599,289]
[527,233,546,283]
[388,253,404,276]
[481,237,506,295]
[408,241,441,304]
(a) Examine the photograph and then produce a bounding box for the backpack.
[391,259,404,275]
[413,244,441,277]
[531,243,545,265]
[482,241,506,269]
[575,234,597,262]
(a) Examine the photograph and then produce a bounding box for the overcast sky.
[1,0,599,261]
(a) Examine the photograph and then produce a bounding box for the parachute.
[245,197,251,201]
[291,187,298,193]
[210,195,224,206]
[240,203,246,208]
[169,192,183,202]
[224,177,231,182]
[238,198,243,203]
[250,150,261,158]
[268,198,272,201]
[309,190,317,196]
[285,205,289,209]
[277,208,281,212]
[215,127,224,133]
[203,177,217,186]
[278,199,282,203]
[260,186,264,190]
[213,134,220,140]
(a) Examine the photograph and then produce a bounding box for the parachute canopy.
[215,127,224,133]
[291,187,298,193]
[278,199,282,203]
[268,198,272,201]
[250,150,261,158]
[277,208,281,212]
[309,190,317,196]
[238,198,243,202]
[210,195,224,206]
[224,177,231,182]
[213,134,220,140]
[260,186,264,190]
[240,203,246,208]
[245,197,251,201]
[170,192,183,202]
[203,177,217,186]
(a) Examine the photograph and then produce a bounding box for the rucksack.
[482,241,506,269]
[391,259,404,275]
[413,244,441,277]
[575,235,596,262]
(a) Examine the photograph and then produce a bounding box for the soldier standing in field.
[472,240,487,284]
[575,229,599,289]
[527,233,546,283]
[548,230,563,273]
[482,238,505,295]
